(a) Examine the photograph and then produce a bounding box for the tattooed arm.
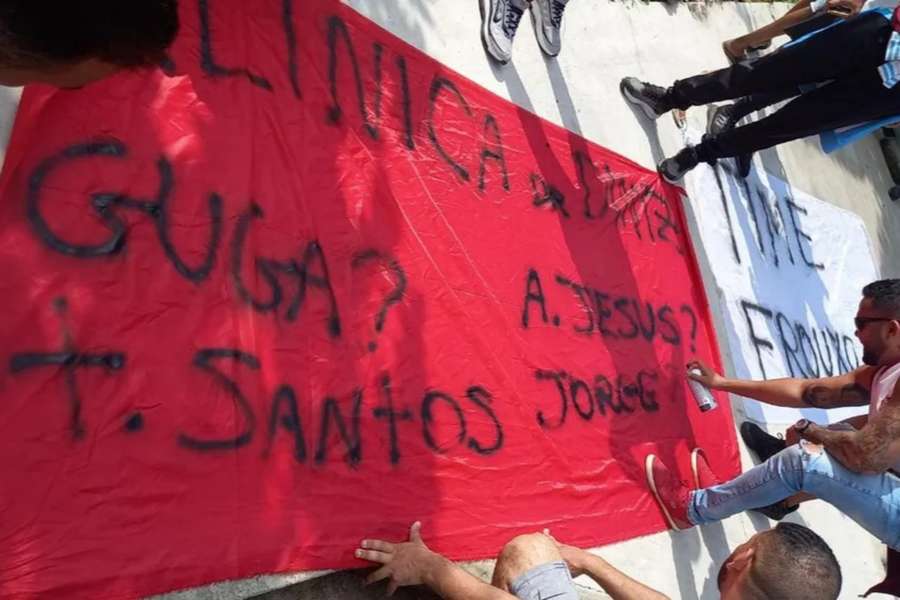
[800,386,900,474]
[799,370,874,410]
[687,360,875,409]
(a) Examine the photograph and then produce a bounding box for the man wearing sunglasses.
[645,279,900,552]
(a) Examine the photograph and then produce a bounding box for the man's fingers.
[387,580,399,596]
[365,565,392,585]
[360,539,395,553]
[409,521,423,543]
[356,548,393,564]
[687,368,706,381]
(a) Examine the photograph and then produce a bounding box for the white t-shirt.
[870,362,900,472]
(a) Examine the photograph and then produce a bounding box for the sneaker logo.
[492,0,504,24]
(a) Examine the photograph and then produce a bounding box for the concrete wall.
[1,2,896,598]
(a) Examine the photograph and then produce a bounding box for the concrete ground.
[2,1,898,599]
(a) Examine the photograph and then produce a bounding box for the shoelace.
[550,1,567,28]
[503,1,525,38]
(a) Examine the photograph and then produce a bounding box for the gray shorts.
[509,561,579,600]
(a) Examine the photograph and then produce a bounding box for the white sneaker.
[480,0,529,64]
[530,0,568,57]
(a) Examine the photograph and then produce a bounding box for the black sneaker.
[736,152,753,178]
[657,146,699,184]
[751,500,799,521]
[740,421,786,463]
[706,104,737,137]
[620,77,672,121]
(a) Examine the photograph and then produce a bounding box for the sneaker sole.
[645,454,684,531]
[530,4,561,57]
[620,80,660,122]
[480,0,511,64]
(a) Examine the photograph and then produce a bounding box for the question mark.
[680,304,698,353]
[352,249,408,352]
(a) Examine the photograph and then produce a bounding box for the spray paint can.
[687,368,718,412]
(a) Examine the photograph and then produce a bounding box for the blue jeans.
[689,442,900,550]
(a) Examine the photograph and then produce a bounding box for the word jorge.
[533,367,661,431]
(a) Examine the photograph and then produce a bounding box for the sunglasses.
[855,316,896,330]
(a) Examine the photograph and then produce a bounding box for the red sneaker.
[690,448,719,490]
[645,454,693,530]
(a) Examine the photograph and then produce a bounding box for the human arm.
[821,0,865,17]
[724,0,862,58]
[785,413,868,445]
[687,359,874,410]
[549,536,669,600]
[797,389,900,474]
[724,0,819,56]
[355,522,515,599]
[834,414,870,430]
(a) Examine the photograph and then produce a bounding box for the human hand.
[790,419,819,442]
[543,529,588,577]
[785,424,801,446]
[826,0,863,17]
[686,359,725,390]
[356,522,442,596]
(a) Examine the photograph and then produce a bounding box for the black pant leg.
[668,11,893,109]
[695,70,900,161]
[732,88,802,122]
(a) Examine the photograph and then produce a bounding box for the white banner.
[683,145,878,425]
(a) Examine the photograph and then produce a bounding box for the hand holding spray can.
[687,368,718,412]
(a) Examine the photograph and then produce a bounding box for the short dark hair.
[0,1,179,69]
[750,523,842,600]
[863,279,900,316]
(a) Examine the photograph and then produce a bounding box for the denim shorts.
[509,561,579,600]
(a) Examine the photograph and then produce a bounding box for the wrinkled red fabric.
[0,0,737,598]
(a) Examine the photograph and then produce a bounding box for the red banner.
[0,1,738,598]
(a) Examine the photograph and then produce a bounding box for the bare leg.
[783,430,818,506]
[491,533,562,592]
[723,0,816,61]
